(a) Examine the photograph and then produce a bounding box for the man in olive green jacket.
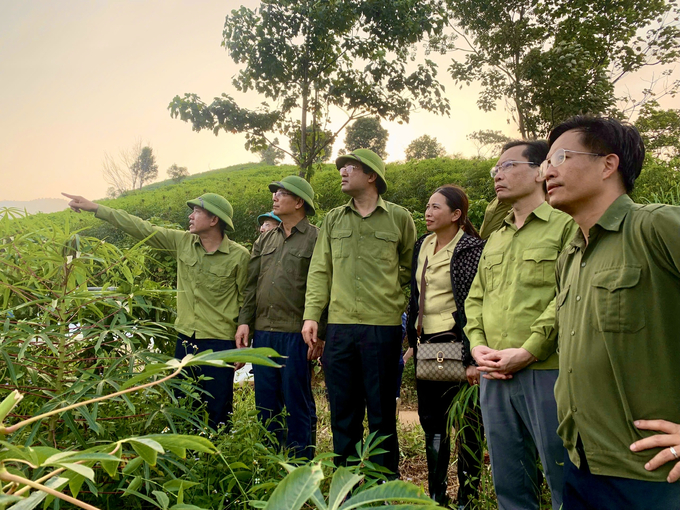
[544,116,680,509]
[63,192,249,430]
[302,149,416,477]
[465,140,578,510]
[236,176,321,460]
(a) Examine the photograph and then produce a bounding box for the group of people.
[63,115,680,510]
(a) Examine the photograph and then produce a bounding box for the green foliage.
[168,0,450,177]
[167,164,190,183]
[342,117,389,159]
[258,138,286,166]
[404,135,446,161]
[443,0,680,138]
[631,157,680,204]
[635,102,680,160]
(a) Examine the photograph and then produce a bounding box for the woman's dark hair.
[433,185,480,238]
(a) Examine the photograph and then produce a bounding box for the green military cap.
[335,148,388,194]
[186,193,235,231]
[257,211,282,225]
[268,175,316,216]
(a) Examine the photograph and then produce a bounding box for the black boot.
[425,433,451,507]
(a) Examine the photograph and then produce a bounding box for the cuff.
[521,332,553,361]
[303,307,323,323]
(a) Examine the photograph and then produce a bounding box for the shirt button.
[501,332,508,338]
[581,262,586,267]
[511,256,515,261]
[503,306,508,310]
[576,295,581,301]
[572,406,577,413]
[571,331,575,336]
[568,368,573,373]
[357,276,361,280]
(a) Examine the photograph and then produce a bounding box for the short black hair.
[548,116,645,193]
[501,140,549,166]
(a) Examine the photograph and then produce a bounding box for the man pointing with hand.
[62,192,249,430]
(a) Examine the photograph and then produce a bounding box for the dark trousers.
[416,367,484,505]
[175,333,235,430]
[563,443,680,510]
[323,323,402,477]
[252,330,317,460]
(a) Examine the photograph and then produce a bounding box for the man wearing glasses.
[544,116,680,509]
[465,140,577,509]
[302,149,416,478]
[236,176,321,460]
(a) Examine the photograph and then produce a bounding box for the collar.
[346,196,387,214]
[503,200,552,227]
[593,194,634,232]
[276,216,309,235]
[193,234,231,254]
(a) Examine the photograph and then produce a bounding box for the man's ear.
[601,153,620,182]
[209,214,220,227]
[367,172,378,185]
[295,197,305,211]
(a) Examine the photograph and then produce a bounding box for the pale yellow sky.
[1,1,677,202]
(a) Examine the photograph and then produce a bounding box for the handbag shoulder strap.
[417,256,428,338]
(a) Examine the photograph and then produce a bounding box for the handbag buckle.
[436,351,444,363]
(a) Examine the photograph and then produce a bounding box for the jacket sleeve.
[237,236,263,328]
[463,257,488,352]
[398,212,417,289]
[95,205,183,254]
[457,242,485,367]
[303,216,333,323]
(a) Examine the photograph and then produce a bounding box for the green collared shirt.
[304,197,416,325]
[555,194,680,481]
[238,217,320,333]
[465,201,578,368]
[95,205,249,340]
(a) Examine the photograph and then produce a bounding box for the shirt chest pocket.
[521,247,558,287]
[330,229,352,258]
[178,251,198,277]
[483,252,504,291]
[590,266,645,333]
[368,230,399,261]
[203,263,237,294]
[258,245,278,278]
[290,247,314,278]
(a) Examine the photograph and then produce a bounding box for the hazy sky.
[1,1,677,202]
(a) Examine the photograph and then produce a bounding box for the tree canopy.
[635,102,680,161]
[167,163,189,183]
[442,0,680,138]
[169,0,450,179]
[343,117,389,159]
[405,135,446,161]
[258,137,286,166]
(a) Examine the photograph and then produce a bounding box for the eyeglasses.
[273,189,294,198]
[338,163,359,174]
[490,160,538,178]
[539,148,607,176]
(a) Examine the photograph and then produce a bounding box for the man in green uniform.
[236,176,321,459]
[302,149,416,477]
[62,192,249,430]
[543,116,680,509]
[465,140,578,510]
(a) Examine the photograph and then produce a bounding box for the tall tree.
[169,0,450,179]
[288,126,333,164]
[132,146,158,189]
[102,139,142,197]
[258,137,286,166]
[405,135,446,161]
[167,163,190,183]
[467,129,511,158]
[442,0,680,138]
[343,117,389,158]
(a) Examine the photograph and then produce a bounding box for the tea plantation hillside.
[9,153,678,250]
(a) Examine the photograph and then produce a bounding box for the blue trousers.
[175,333,235,430]
[563,442,680,510]
[480,369,565,510]
[323,324,402,478]
[252,330,317,460]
